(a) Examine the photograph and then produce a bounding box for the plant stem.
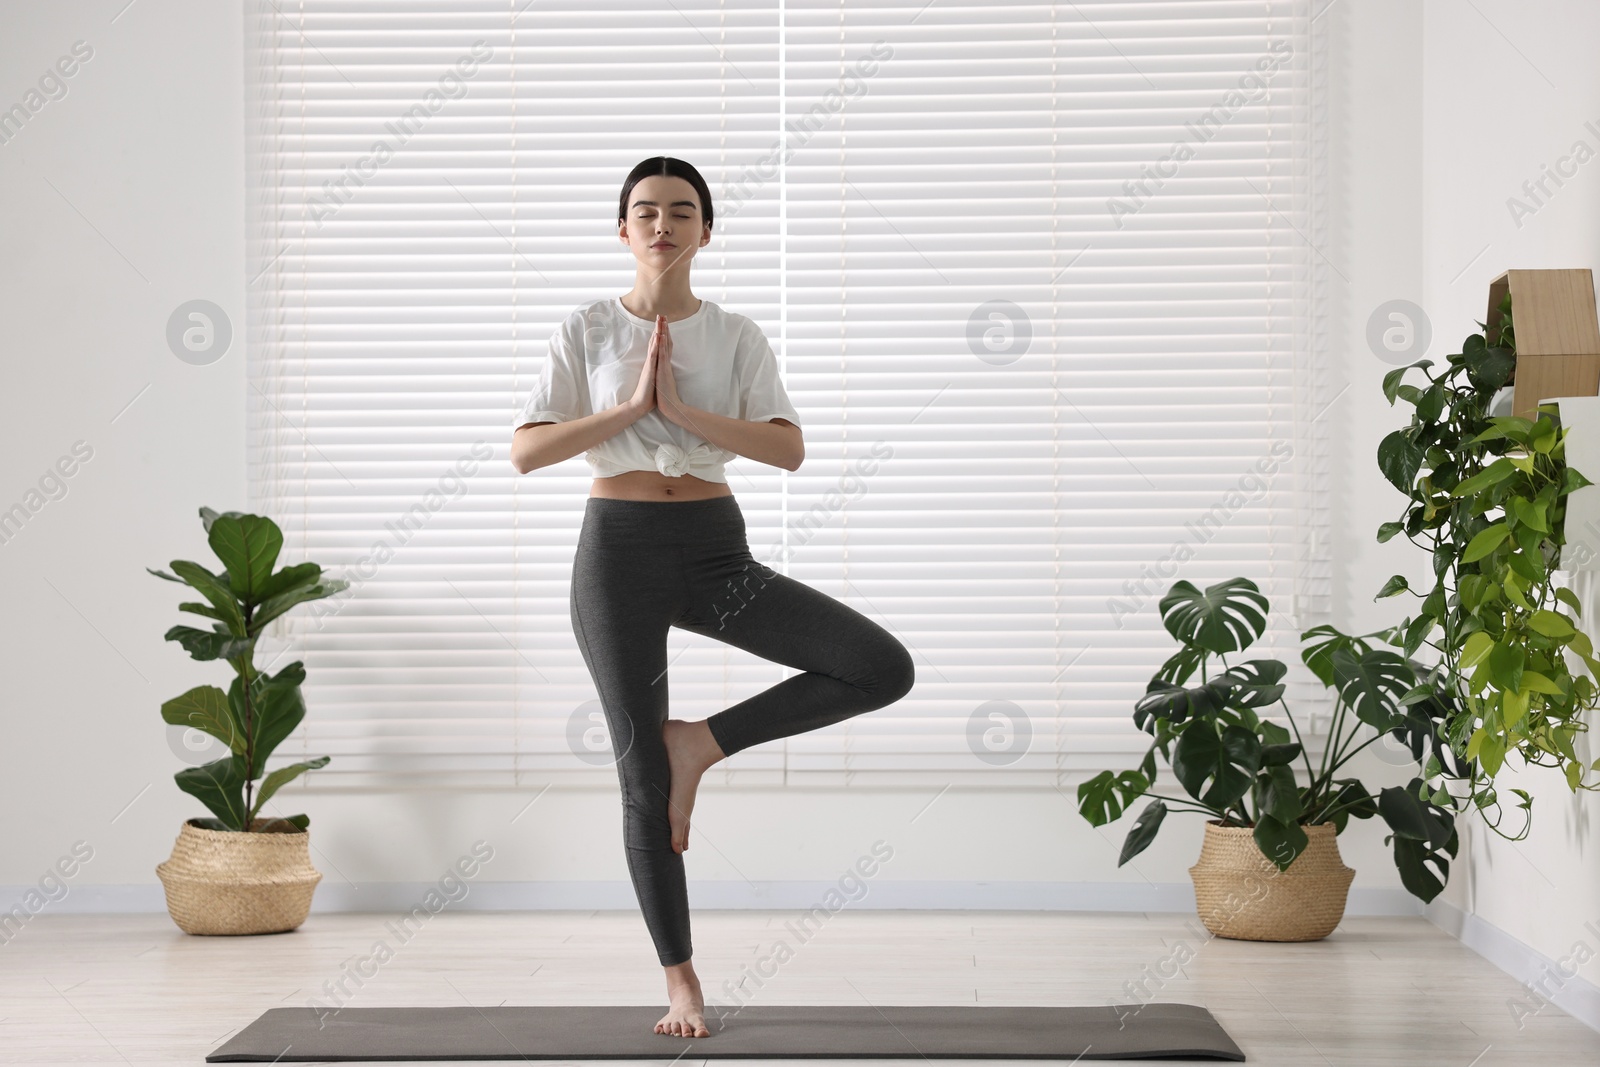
[1316,695,1348,795]
[1276,696,1320,793]
[1141,793,1222,817]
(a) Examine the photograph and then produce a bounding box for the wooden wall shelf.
[1491,268,1600,420]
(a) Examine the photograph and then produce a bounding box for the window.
[246,0,1329,789]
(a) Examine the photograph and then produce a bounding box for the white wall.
[13,1,1589,1007]
[1414,0,1600,1015]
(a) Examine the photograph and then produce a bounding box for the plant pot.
[1187,820,1354,942]
[155,817,322,935]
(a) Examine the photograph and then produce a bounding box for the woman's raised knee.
[862,632,915,706]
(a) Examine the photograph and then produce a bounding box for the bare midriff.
[588,469,733,501]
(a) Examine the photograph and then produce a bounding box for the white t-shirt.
[512,297,801,484]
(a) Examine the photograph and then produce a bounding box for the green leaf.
[1393,832,1454,902]
[1531,417,1559,455]
[1077,769,1150,826]
[1118,799,1167,866]
[248,756,331,822]
[174,755,250,832]
[1300,624,1361,689]
[1138,742,1159,785]
[162,625,254,663]
[1378,429,1426,493]
[1152,643,1207,687]
[208,514,284,604]
[1402,613,1435,658]
[1450,457,1516,498]
[167,559,247,636]
[1487,641,1525,695]
[1562,465,1595,495]
[255,561,322,603]
[1381,361,1431,405]
[1461,334,1516,392]
[177,601,226,623]
[1508,543,1545,584]
[1417,383,1445,423]
[1527,609,1575,639]
[1379,780,1454,850]
[1215,659,1288,709]
[1461,523,1511,563]
[160,685,243,754]
[1258,763,1303,824]
[1511,496,1549,533]
[1377,521,1404,543]
[1331,647,1411,731]
[1157,577,1268,655]
[199,506,249,534]
[1253,816,1309,872]
[1376,574,1410,598]
[1260,742,1302,767]
[1329,780,1379,823]
[1134,678,1229,730]
[1173,723,1261,808]
[1555,586,1584,619]
[1460,630,1494,669]
[1479,416,1534,441]
[229,662,310,779]
[250,579,350,635]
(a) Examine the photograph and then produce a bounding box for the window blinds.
[244,0,1329,790]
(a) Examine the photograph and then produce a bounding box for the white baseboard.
[1426,897,1600,1036]
[5,879,1421,915]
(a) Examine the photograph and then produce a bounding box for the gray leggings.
[568,494,916,966]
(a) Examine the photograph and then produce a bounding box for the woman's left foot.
[661,718,724,853]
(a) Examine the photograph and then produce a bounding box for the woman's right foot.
[655,982,710,1037]
[661,718,725,853]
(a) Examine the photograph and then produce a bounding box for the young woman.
[509,157,915,1040]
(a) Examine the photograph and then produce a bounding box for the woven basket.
[155,817,322,935]
[1188,820,1354,942]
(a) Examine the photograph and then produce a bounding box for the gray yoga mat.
[206,1002,1245,1061]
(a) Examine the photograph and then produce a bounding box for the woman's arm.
[646,314,803,471]
[511,401,644,475]
[661,404,803,471]
[513,334,668,475]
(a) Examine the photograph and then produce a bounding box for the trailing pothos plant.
[149,507,348,832]
[1376,290,1600,837]
[1078,577,1464,903]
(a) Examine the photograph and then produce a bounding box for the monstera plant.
[1079,576,1466,903]
[149,507,347,832]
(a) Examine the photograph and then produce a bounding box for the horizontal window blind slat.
[246,0,1327,780]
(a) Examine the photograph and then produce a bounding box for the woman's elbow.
[510,424,550,475]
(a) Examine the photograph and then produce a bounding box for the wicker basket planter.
[1188,820,1354,942]
[155,817,322,935]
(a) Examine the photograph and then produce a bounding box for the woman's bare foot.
[656,962,710,1037]
[661,718,726,854]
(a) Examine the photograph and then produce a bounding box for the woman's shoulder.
[709,302,763,341]
[547,298,621,350]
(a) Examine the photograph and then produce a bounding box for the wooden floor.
[3,909,1597,1064]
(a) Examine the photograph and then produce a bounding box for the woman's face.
[619,175,709,273]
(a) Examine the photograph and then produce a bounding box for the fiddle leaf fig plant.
[150,507,348,832]
[1078,577,1465,903]
[1376,291,1600,834]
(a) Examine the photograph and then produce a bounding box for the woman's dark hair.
[617,156,713,231]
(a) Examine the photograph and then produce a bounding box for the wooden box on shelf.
[1492,268,1600,421]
